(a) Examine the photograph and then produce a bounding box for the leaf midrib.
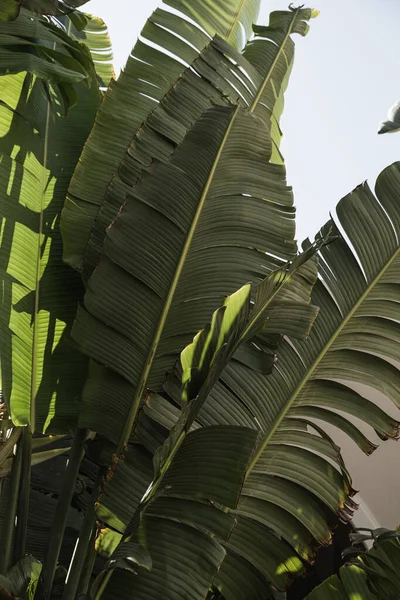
[30,79,51,433]
[249,8,300,114]
[245,245,400,476]
[116,104,241,453]
[225,0,248,45]
[115,9,304,451]
[139,266,302,510]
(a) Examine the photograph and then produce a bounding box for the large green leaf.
[92,248,318,599]
[73,8,315,448]
[94,426,258,600]
[60,0,267,271]
[121,163,400,597]
[81,6,314,280]
[205,164,400,596]
[72,102,299,448]
[0,56,101,431]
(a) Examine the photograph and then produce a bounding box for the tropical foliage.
[0,0,399,599]
[306,528,400,599]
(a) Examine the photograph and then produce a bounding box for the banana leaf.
[96,162,400,599]
[0,19,103,431]
[61,0,267,271]
[0,0,90,21]
[73,7,315,448]
[81,6,314,280]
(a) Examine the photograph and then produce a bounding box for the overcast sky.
[85,0,400,241]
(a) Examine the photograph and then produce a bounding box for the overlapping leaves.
[0,23,102,431]
[97,162,400,599]
[72,7,315,449]
[0,10,92,85]
[61,0,263,271]
[82,5,314,279]
[306,530,400,599]
[93,252,319,599]
[61,4,313,273]
[0,0,90,21]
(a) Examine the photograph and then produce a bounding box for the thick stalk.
[38,428,88,599]
[0,433,23,574]
[61,469,103,600]
[13,427,32,563]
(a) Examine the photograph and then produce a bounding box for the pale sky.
[85,0,400,242]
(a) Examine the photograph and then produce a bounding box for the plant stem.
[77,526,97,596]
[0,433,23,574]
[13,427,32,563]
[39,427,88,599]
[61,469,103,600]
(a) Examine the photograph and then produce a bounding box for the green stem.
[77,526,97,596]
[0,428,21,468]
[39,428,88,599]
[13,427,32,563]
[61,469,103,600]
[0,433,23,574]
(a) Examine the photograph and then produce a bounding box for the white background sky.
[85,0,400,242]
